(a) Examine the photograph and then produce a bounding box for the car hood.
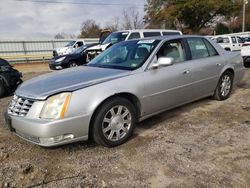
[16,66,130,100]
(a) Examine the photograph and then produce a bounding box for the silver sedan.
[5,36,245,147]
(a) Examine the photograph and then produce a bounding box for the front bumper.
[49,58,70,70]
[5,112,91,147]
[49,63,63,70]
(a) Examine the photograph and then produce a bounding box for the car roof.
[128,35,206,42]
[113,29,182,33]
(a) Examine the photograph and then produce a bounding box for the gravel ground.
[0,66,250,188]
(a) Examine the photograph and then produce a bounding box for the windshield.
[88,39,160,70]
[73,45,87,54]
[65,41,76,47]
[102,32,129,45]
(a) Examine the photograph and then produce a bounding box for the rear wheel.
[0,80,6,98]
[68,61,78,68]
[213,71,234,100]
[92,97,136,147]
[243,57,250,68]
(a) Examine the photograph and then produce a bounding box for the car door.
[143,39,194,114]
[231,36,240,51]
[237,37,244,50]
[185,37,225,99]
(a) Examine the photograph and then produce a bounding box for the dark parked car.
[0,58,22,98]
[49,45,91,70]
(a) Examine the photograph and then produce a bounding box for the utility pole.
[242,0,248,32]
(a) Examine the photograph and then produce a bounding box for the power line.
[15,0,144,7]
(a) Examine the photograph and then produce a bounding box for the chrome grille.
[8,95,34,117]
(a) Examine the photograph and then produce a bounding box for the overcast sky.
[0,0,146,39]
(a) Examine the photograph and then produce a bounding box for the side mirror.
[150,57,174,69]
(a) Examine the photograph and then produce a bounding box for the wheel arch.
[221,68,235,78]
[88,92,141,138]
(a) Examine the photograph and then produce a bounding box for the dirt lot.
[0,64,250,188]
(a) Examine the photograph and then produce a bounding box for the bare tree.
[104,17,120,31]
[121,8,144,30]
[54,32,76,39]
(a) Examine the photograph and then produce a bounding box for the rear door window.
[216,37,229,43]
[128,32,141,40]
[187,38,209,60]
[231,37,237,44]
[237,37,243,44]
[162,32,181,36]
[143,32,161,38]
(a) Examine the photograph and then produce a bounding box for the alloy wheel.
[220,75,231,97]
[102,105,132,141]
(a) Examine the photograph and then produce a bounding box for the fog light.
[40,134,75,145]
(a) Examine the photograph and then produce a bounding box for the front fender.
[65,72,145,121]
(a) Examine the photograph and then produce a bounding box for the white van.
[86,29,182,60]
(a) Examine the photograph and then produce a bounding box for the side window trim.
[202,38,219,57]
[182,38,192,61]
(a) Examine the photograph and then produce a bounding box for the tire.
[91,97,136,147]
[213,71,234,101]
[243,57,250,68]
[0,80,5,98]
[68,61,78,68]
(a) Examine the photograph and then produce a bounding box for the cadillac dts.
[5,36,244,147]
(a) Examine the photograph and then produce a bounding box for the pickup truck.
[53,40,85,57]
[85,29,183,61]
[212,35,244,51]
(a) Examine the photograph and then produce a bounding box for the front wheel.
[68,61,78,68]
[92,97,136,147]
[213,71,234,101]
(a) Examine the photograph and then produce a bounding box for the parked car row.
[50,29,183,70]
[5,35,245,147]
[52,30,112,58]
[210,35,250,67]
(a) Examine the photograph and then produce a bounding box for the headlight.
[55,56,66,63]
[40,92,71,119]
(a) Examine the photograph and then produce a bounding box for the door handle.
[216,63,222,66]
[183,70,190,74]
